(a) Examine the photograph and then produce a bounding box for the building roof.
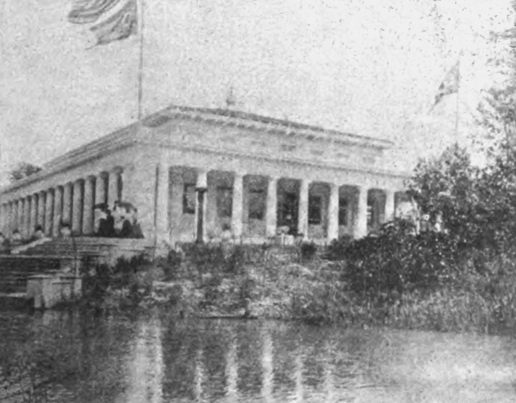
[1,104,402,195]
[143,104,394,150]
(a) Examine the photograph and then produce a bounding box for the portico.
[0,105,409,246]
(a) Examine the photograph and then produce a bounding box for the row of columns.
[155,163,398,243]
[0,169,123,239]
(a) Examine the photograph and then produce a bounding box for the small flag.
[68,0,122,24]
[68,0,137,47]
[434,61,459,106]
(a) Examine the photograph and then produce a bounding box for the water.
[1,310,516,403]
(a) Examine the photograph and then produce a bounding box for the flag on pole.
[68,0,137,46]
[434,61,460,106]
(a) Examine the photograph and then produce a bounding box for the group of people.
[95,201,144,239]
[0,200,144,255]
[0,225,47,254]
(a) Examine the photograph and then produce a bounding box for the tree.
[408,143,480,245]
[8,162,42,183]
[408,142,516,251]
[476,1,516,157]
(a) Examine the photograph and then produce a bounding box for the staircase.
[0,256,61,294]
[0,238,153,298]
[12,237,153,261]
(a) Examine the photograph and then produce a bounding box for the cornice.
[143,105,394,150]
[0,105,401,197]
[0,125,138,196]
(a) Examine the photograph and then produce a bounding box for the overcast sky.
[0,0,513,185]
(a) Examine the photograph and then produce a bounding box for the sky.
[0,0,513,185]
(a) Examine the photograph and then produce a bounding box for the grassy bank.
[79,237,516,335]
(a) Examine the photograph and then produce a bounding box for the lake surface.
[1,310,516,402]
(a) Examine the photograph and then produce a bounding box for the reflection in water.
[2,311,516,402]
[123,318,163,403]
[261,326,273,402]
[226,336,238,402]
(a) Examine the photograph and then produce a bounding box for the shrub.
[157,249,183,280]
[337,220,460,307]
[226,245,246,274]
[300,241,317,261]
[325,235,353,260]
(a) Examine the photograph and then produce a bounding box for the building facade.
[0,105,409,246]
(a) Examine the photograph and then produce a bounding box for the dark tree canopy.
[8,162,42,183]
[476,1,516,155]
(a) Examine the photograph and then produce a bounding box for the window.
[248,189,265,220]
[278,192,297,227]
[182,184,196,214]
[339,198,348,226]
[217,186,233,218]
[308,195,322,225]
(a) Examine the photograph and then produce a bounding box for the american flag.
[434,61,460,106]
[68,0,137,47]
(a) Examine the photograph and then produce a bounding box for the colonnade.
[158,163,400,243]
[0,160,401,242]
[0,168,123,239]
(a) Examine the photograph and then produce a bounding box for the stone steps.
[0,256,61,294]
[13,237,151,258]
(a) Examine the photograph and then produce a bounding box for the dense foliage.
[406,143,516,251]
[8,162,42,183]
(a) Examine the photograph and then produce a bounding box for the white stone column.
[108,170,120,208]
[62,183,73,226]
[4,204,8,234]
[298,179,309,238]
[44,190,54,236]
[327,183,339,242]
[155,163,170,243]
[94,174,107,232]
[0,204,4,234]
[385,189,396,223]
[82,176,95,235]
[355,186,368,239]
[16,199,23,235]
[9,201,16,235]
[266,176,278,238]
[37,191,46,229]
[231,172,244,239]
[53,186,63,237]
[23,196,31,238]
[95,174,106,205]
[29,196,37,236]
[72,180,83,235]
[18,200,25,236]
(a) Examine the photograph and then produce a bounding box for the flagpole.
[137,0,145,122]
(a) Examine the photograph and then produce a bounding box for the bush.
[326,235,353,260]
[156,249,182,280]
[81,253,153,310]
[331,220,460,307]
[181,243,246,277]
[300,241,317,261]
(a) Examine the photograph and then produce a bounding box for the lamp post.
[195,186,207,244]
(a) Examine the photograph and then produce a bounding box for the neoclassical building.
[0,105,409,246]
